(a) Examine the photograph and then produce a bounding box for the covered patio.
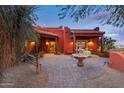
[71,29,105,53]
[36,30,58,53]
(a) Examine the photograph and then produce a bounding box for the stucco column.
[101,36,104,52]
[63,29,66,54]
[55,37,58,54]
[73,33,76,53]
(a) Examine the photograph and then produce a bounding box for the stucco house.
[33,26,105,54]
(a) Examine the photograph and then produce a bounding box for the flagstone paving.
[85,65,124,88]
[39,54,106,88]
[1,54,124,88]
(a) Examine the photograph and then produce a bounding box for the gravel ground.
[0,63,48,88]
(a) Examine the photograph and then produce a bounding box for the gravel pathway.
[0,63,48,88]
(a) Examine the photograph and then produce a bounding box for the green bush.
[39,51,45,57]
[100,52,109,57]
[56,48,62,55]
[92,51,109,57]
[119,48,124,51]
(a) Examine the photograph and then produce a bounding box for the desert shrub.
[119,48,124,51]
[56,48,62,55]
[100,52,109,57]
[21,53,36,64]
[39,51,45,57]
[92,51,109,57]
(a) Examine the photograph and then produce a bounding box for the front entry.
[76,40,87,49]
[40,38,56,53]
[46,41,56,53]
[75,40,87,53]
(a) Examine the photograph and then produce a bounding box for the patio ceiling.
[71,31,105,37]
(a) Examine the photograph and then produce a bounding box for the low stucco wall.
[109,51,124,72]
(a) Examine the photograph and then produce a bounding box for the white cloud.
[106,33,119,37]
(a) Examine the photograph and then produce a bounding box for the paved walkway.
[1,54,124,88]
[85,65,124,88]
[39,54,106,88]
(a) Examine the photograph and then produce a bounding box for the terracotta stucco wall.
[64,30,74,54]
[34,26,103,54]
[87,37,99,52]
[45,29,63,49]
[109,51,124,72]
[38,27,65,53]
[37,27,74,54]
[44,28,74,54]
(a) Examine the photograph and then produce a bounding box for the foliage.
[39,51,45,57]
[56,48,62,55]
[0,67,3,79]
[21,52,36,64]
[103,36,116,52]
[92,51,109,57]
[115,48,124,52]
[119,48,124,51]
[100,52,109,57]
[57,5,124,27]
[0,6,38,71]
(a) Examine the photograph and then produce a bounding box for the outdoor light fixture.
[88,40,93,45]
[29,41,36,51]
[30,41,35,46]
[70,42,74,45]
[46,42,49,45]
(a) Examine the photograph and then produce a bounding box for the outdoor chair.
[78,48,85,54]
[78,48,92,57]
[83,50,92,57]
[21,52,42,71]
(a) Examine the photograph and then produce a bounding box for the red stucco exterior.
[34,26,105,54]
[109,51,124,72]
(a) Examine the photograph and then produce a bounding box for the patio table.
[72,54,89,67]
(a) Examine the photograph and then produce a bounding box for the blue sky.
[35,5,124,45]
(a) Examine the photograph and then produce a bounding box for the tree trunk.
[0,31,16,70]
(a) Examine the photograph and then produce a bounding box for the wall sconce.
[30,41,35,46]
[46,42,49,45]
[29,41,36,51]
[70,42,74,45]
[88,40,93,45]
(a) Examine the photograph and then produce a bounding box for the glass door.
[49,41,56,53]
[75,40,86,53]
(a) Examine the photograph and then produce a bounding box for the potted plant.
[39,51,45,57]
[56,48,62,55]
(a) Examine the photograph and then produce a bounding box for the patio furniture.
[76,47,92,56]
[78,48,85,53]
[72,54,89,67]
[83,50,91,57]
[21,53,42,71]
